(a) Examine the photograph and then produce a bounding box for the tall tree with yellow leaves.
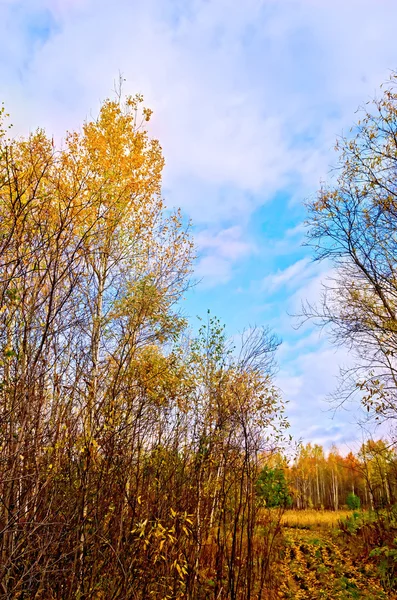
[0,95,193,598]
[0,96,285,599]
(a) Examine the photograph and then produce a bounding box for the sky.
[1,0,397,450]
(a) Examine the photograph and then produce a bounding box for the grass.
[281,509,353,530]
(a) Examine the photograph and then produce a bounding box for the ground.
[275,511,397,599]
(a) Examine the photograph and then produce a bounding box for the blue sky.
[1,0,397,449]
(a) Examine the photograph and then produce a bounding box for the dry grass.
[281,509,353,530]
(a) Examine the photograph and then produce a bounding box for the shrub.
[346,492,361,510]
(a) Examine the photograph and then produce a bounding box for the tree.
[0,94,194,598]
[256,466,292,508]
[359,439,396,508]
[346,492,361,511]
[0,97,287,599]
[306,72,397,421]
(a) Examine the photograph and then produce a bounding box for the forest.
[1,74,397,598]
[262,440,397,511]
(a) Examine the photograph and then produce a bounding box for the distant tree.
[359,439,396,508]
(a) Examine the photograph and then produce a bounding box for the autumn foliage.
[0,97,286,599]
[282,440,397,511]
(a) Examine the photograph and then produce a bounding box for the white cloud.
[194,255,231,287]
[262,258,312,293]
[277,338,362,448]
[196,225,253,260]
[194,225,254,285]
[2,0,397,229]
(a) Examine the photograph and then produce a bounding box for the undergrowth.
[273,509,397,599]
[338,508,397,594]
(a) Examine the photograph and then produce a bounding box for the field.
[281,509,353,529]
[275,510,397,599]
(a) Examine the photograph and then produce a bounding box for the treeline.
[0,98,288,599]
[260,440,397,511]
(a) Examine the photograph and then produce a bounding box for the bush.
[346,492,361,510]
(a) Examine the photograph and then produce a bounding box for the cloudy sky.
[1,0,397,449]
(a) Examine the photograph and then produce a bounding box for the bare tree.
[305,72,397,422]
